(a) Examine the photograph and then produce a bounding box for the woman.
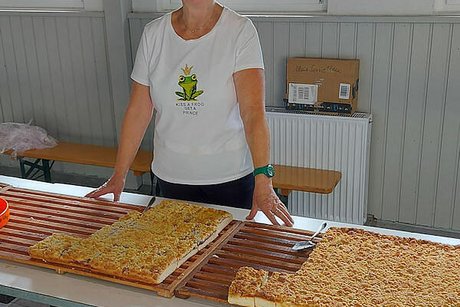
[86,0,293,226]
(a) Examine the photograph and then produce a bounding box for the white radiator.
[266,109,372,225]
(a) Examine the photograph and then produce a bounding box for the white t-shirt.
[131,7,264,185]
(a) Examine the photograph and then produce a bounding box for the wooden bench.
[272,165,341,196]
[7,142,152,183]
[5,142,341,195]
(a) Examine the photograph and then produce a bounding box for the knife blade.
[142,196,156,214]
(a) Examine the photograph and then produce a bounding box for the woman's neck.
[181,1,216,30]
[172,1,223,40]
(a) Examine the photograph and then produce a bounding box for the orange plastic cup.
[0,198,10,228]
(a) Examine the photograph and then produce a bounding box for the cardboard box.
[286,58,359,113]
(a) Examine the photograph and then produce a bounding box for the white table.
[0,175,459,307]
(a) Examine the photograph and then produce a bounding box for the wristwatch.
[253,164,275,178]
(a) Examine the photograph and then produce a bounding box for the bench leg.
[42,159,52,182]
[17,158,53,182]
[19,158,27,179]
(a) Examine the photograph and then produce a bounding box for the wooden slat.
[175,221,321,303]
[2,220,90,238]
[8,208,108,230]
[219,245,306,264]
[0,228,48,241]
[8,215,96,236]
[233,231,307,248]
[226,237,309,256]
[9,199,121,223]
[9,206,114,228]
[194,271,234,284]
[0,250,30,261]
[0,186,239,298]
[5,190,134,214]
[240,224,320,242]
[165,221,242,294]
[200,263,237,275]
[0,233,39,247]
[3,187,137,211]
[210,253,301,271]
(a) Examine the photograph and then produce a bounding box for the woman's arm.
[234,68,294,226]
[86,81,154,201]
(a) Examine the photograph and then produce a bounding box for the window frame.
[328,0,435,15]
[0,0,83,9]
[0,0,102,11]
[133,0,326,13]
[435,0,460,12]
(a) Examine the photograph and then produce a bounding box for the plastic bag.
[0,122,58,158]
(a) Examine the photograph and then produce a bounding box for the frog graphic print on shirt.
[175,64,205,116]
[175,64,204,101]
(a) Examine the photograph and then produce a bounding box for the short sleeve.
[131,29,150,86]
[234,20,264,73]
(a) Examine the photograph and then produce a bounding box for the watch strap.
[253,164,275,177]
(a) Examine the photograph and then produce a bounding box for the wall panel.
[0,18,14,123]
[417,24,451,227]
[0,13,116,177]
[380,23,411,222]
[0,17,24,122]
[368,23,394,220]
[32,17,57,138]
[338,22,357,58]
[91,17,116,147]
[439,24,460,231]
[398,24,432,225]
[355,23,375,113]
[256,21,276,107]
[21,16,45,129]
[321,23,339,58]
[288,23,306,57]
[304,22,322,57]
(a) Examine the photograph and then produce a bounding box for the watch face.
[267,165,275,177]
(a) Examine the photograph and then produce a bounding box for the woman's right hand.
[85,173,126,202]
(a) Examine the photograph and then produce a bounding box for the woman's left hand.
[247,177,294,226]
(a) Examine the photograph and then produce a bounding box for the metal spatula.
[142,196,156,214]
[292,222,327,251]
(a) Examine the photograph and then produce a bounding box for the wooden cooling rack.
[175,221,321,303]
[0,184,240,298]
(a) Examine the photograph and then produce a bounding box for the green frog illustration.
[175,64,204,101]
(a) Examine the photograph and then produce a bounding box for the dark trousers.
[156,173,254,209]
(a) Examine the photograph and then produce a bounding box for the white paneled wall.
[0,13,115,146]
[0,12,122,178]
